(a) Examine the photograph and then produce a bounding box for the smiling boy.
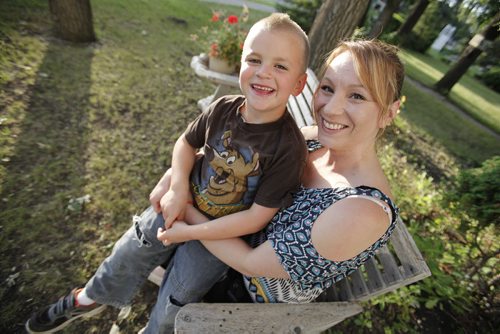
[155,13,311,244]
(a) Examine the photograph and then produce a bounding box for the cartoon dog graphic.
[203,131,259,205]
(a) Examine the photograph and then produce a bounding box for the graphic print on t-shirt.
[193,130,260,218]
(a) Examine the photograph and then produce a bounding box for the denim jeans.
[85,206,228,334]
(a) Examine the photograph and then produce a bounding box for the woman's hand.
[149,169,172,213]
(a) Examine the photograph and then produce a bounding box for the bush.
[449,156,500,230]
[342,140,500,333]
[400,31,432,52]
[476,66,500,93]
[275,0,321,33]
[402,1,453,53]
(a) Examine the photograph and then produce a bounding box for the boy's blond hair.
[248,13,310,71]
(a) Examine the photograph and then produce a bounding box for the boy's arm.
[157,203,278,244]
[159,134,197,228]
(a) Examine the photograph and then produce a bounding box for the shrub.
[448,156,500,228]
[347,139,500,332]
[275,0,321,33]
[476,66,500,93]
[402,1,453,53]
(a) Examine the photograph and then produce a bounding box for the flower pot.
[208,56,236,74]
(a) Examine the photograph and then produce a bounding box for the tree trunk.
[308,0,370,73]
[397,0,429,37]
[49,0,96,43]
[434,12,500,95]
[368,0,401,39]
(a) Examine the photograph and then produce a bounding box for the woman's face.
[314,51,384,151]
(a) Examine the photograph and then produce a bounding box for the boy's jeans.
[84,206,228,334]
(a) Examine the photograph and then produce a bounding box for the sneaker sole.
[25,304,106,334]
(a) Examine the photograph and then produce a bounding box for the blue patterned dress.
[243,140,400,303]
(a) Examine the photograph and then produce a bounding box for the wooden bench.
[149,56,431,333]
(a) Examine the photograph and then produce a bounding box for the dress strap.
[346,194,393,223]
[306,139,322,152]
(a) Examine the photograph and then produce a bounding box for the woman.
[161,39,404,303]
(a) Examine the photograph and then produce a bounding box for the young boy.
[26,13,310,334]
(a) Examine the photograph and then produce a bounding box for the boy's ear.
[291,73,308,97]
[379,100,399,128]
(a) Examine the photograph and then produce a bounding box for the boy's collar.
[237,100,248,123]
[236,98,287,125]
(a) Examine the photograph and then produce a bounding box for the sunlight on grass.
[250,0,277,6]
[449,81,500,133]
[401,50,445,85]
[400,49,500,134]
[402,82,499,165]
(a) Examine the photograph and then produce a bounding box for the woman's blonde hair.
[318,39,404,122]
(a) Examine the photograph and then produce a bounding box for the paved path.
[201,0,284,13]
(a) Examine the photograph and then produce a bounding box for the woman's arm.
[311,197,391,261]
[159,203,278,243]
[161,205,289,278]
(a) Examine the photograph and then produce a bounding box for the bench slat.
[349,268,370,299]
[377,245,404,284]
[390,218,431,282]
[175,302,362,334]
[364,257,387,292]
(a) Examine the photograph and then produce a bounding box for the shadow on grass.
[0,37,94,332]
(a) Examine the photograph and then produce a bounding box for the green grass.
[400,49,500,134]
[400,81,499,167]
[245,0,278,7]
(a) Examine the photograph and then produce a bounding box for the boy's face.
[239,27,307,122]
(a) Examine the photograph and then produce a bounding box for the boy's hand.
[160,188,190,229]
[157,221,191,245]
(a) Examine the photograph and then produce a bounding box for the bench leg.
[197,84,234,111]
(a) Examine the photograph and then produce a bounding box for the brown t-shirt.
[184,95,307,218]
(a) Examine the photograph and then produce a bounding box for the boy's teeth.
[253,84,273,91]
[323,120,346,130]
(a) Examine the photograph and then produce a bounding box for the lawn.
[400,49,500,134]
[0,0,497,333]
[398,81,499,167]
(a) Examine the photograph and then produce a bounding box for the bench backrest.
[286,68,318,128]
[287,69,431,303]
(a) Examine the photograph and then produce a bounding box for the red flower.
[211,14,219,22]
[227,15,238,24]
